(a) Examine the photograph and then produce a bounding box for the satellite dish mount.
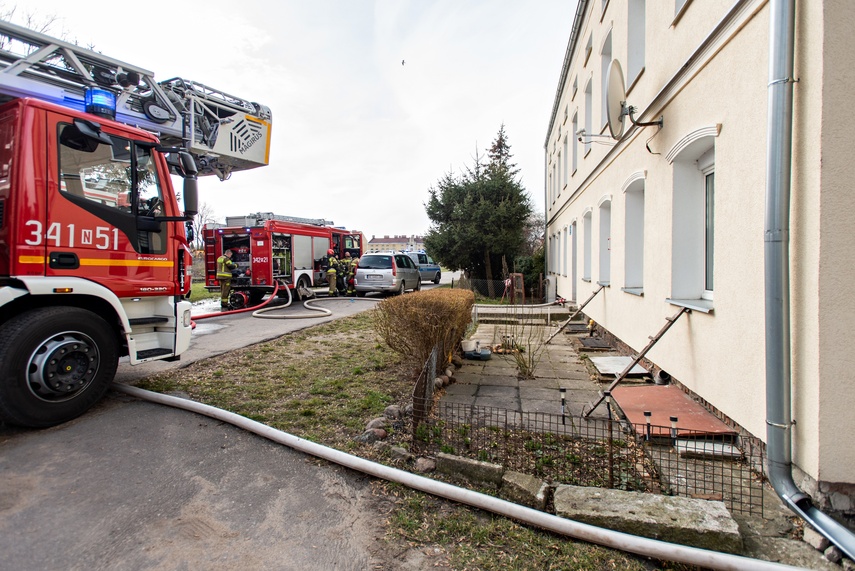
[606,59,663,140]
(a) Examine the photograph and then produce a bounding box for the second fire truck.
[204,213,364,306]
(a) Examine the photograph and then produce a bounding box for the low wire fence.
[411,397,766,516]
[451,276,545,304]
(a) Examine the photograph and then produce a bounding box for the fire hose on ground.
[111,383,805,571]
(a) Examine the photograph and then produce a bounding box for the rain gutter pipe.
[114,383,803,571]
[764,0,855,559]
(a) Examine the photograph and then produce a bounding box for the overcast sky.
[24,0,573,239]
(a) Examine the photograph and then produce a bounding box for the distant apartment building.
[544,0,855,515]
[367,235,425,253]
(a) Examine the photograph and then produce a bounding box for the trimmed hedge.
[373,289,475,373]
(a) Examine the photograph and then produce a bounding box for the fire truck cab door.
[44,113,175,296]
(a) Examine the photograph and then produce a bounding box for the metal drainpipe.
[764,0,855,558]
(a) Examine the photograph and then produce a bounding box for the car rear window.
[359,255,392,270]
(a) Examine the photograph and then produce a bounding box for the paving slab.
[443,384,478,397]
[479,375,519,387]
[477,386,519,398]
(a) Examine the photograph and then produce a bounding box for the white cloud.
[21,0,573,237]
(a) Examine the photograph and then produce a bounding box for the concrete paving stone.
[453,371,484,385]
[459,362,486,373]
[553,378,599,392]
[520,387,564,401]
[520,399,563,415]
[478,385,519,398]
[443,384,478,397]
[524,377,562,389]
[482,362,517,372]
[533,368,559,379]
[474,396,520,410]
[440,393,476,405]
[479,375,520,387]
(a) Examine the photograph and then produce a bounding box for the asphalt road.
[0,276,459,570]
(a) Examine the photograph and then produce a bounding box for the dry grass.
[135,309,701,571]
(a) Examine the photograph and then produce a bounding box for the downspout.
[764,0,855,559]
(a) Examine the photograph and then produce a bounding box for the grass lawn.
[135,310,697,571]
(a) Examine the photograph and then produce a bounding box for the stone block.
[553,485,742,553]
[436,453,504,485]
[501,471,549,510]
[803,527,830,551]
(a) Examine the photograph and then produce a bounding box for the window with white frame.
[669,134,716,304]
[583,210,592,281]
[562,137,568,187]
[600,31,612,131]
[557,151,562,196]
[627,0,645,87]
[624,178,645,292]
[571,221,578,300]
[598,198,611,284]
[572,113,578,173]
[584,80,592,155]
[584,35,593,66]
[563,227,568,276]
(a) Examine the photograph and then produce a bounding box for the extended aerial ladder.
[0,19,271,180]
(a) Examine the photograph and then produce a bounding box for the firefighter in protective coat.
[217,249,237,309]
[321,249,340,296]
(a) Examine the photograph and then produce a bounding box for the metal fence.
[451,277,545,304]
[411,398,766,516]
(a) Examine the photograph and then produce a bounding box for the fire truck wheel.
[0,307,118,428]
[294,276,311,301]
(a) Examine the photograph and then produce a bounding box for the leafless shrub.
[374,289,474,373]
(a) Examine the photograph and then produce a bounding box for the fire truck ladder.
[545,284,605,344]
[582,306,690,418]
[0,20,271,179]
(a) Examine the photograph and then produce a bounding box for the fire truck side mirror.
[182,176,198,218]
[179,151,198,177]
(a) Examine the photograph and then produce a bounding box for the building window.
[624,177,645,293]
[704,170,715,295]
[583,210,592,281]
[600,31,612,131]
[557,151,562,196]
[627,0,645,87]
[584,80,593,155]
[563,227,568,276]
[598,197,611,285]
[563,137,568,187]
[572,113,578,173]
[668,130,716,305]
[584,35,593,66]
[572,76,578,100]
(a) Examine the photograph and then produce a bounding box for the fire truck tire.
[0,307,118,428]
[294,276,311,301]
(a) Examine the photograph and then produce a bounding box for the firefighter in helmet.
[321,248,340,296]
[343,251,357,296]
[216,249,237,309]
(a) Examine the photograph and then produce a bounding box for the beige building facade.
[545,0,855,510]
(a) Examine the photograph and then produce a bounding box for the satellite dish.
[606,59,626,140]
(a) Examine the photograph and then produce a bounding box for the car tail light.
[391,259,397,276]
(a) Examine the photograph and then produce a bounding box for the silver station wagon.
[354,253,421,296]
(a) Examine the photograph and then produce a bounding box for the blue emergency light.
[84,87,116,120]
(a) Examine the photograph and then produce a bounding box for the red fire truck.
[0,21,272,427]
[204,213,364,306]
